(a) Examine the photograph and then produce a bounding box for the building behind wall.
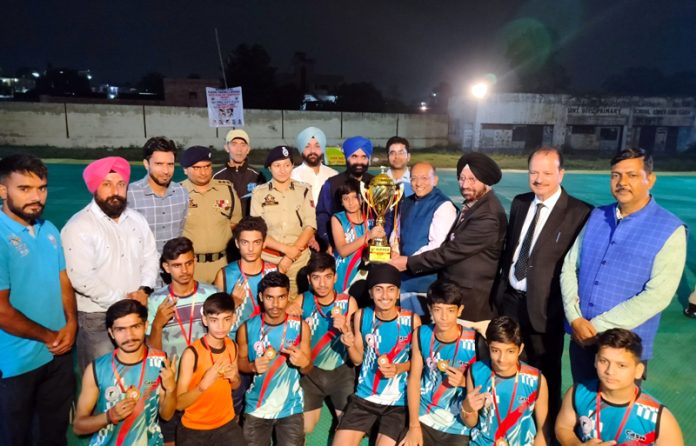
[448,93,696,154]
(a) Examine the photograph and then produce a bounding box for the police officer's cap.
[265,145,292,168]
[180,146,212,168]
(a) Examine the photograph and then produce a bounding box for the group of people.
[0,123,687,446]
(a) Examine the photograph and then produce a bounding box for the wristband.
[461,404,475,415]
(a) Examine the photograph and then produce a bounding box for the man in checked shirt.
[128,137,189,263]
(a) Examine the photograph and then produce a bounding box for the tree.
[333,82,385,113]
[34,67,91,96]
[602,67,696,96]
[224,43,277,108]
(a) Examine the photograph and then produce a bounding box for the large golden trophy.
[360,166,404,263]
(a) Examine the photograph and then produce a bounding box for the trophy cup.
[360,166,403,263]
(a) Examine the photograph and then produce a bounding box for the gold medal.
[495,439,509,446]
[264,346,277,360]
[126,385,140,401]
[377,355,390,366]
[331,306,342,316]
[437,359,449,372]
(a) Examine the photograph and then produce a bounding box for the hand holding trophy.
[360,166,403,263]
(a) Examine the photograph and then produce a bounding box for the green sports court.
[42,163,695,445]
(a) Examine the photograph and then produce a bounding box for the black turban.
[456,152,502,186]
[366,263,401,289]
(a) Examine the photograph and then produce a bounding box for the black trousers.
[499,288,564,428]
[0,353,75,446]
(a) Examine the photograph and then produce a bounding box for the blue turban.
[342,136,373,159]
[296,126,327,155]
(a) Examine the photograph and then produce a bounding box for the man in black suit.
[391,153,507,322]
[496,147,591,428]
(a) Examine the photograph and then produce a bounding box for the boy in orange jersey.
[175,293,247,445]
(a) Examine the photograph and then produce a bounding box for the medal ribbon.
[111,348,148,395]
[424,327,476,413]
[255,315,301,409]
[370,310,412,394]
[171,282,199,346]
[238,261,268,318]
[202,335,236,365]
[492,367,539,442]
[309,293,348,361]
[595,386,639,443]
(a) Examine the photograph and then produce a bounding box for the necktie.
[514,203,544,281]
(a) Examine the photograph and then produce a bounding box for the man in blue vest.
[391,162,457,316]
[561,148,686,383]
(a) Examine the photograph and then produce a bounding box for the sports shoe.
[684,305,696,319]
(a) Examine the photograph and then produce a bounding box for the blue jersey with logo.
[301,292,351,370]
[470,360,541,446]
[417,324,477,435]
[244,314,303,419]
[147,282,216,361]
[222,261,276,339]
[356,306,414,406]
[573,380,662,445]
[89,349,166,446]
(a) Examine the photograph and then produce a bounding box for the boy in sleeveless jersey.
[555,328,683,446]
[401,280,478,446]
[296,252,359,434]
[147,237,219,444]
[73,300,177,446]
[462,316,550,446]
[237,272,312,446]
[214,216,277,416]
[334,263,421,446]
[175,292,246,445]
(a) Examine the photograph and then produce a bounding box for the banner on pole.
[206,87,244,127]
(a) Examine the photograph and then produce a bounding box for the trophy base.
[368,245,391,263]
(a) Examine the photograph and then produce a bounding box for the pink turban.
[82,156,131,194]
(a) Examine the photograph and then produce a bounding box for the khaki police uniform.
[250,180,317,298]
[181,179,242,283]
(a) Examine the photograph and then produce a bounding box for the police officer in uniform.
[181,146,242,283]
[250,146,316,300]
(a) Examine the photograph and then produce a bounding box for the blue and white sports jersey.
[301,292,350,370]
[222,261,276,339]
[244,314,303,419]
[355,306,414,406]
[417,324,477,435]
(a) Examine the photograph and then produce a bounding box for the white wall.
[0,103,449,149]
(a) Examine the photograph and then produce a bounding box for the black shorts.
[421,422,470,446]
[336,394,407,442]
[177,418,247,446]
[160,410,183,443]
[301,363,355,412]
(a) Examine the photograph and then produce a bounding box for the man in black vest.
[391,153,506,322]
[496,147,591,430]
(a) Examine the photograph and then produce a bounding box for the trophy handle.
[388,183,404,210]
[360,181,374,209]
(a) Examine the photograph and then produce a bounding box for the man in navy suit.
[496,147,591,429]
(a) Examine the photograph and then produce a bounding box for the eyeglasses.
[389,150,408,156]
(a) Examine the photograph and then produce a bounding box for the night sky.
[2,0,696,101]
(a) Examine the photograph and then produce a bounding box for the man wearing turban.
[391,153,507,322]
[291,126,338,205]
[61,156,159,371]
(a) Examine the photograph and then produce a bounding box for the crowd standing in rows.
[0,126,687,446]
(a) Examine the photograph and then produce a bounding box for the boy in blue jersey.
[401,280,478,446]
[462,316,550,446]
[214,216,277,416]
[556,329,683,446]
[73,300,177,446]
[147,236,219,444]
[296,252,359,434]
[237,272,312,446]
[334,263,421,446]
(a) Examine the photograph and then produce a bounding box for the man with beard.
[390,153,507,322]
[127,137,188,256]
[315,136,374,250]
[214,129,266,216]
[291,126,338,205]
[0,154,77,446]
[62,156,159,371]
[181,146,242,284]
